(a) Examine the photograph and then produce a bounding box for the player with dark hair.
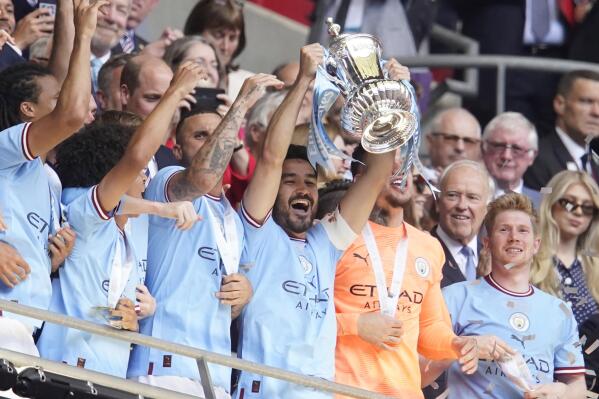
[0,0,108,358]
[234,44,394,399]
[127,72,284,398]
[36,61,206,377]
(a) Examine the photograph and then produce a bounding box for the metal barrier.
[0,300,392,399]
[399,53,599,115]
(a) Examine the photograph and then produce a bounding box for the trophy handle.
[324,58,348,97]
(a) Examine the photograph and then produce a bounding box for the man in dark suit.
[524,70,599,191]
[423,159,491,399]
[112,0,158,54]
[481,112,542,209]
[431,160,491,288]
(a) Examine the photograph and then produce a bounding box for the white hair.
[439,159,495,201]
[482,112,538,150]
[425,107,482,137]
[245,89,286,131]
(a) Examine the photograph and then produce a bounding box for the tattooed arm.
[168,74,284,202]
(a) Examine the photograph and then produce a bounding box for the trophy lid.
[325,18,382,59]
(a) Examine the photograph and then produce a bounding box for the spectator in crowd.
[438,1,569,133]
[184,0,253,98]
[438,193,586,398]
[127,74,281,398]
[432,160,492,287]
[163,35,225,113]
[315,179,351,220]
[0,0,53,70]
[36,62,203,377]
[481,112,541,208]
[531,170,599,325]
[90,0,131,91]
[116,0,159,53]
[119,54,178,170]
[273,60,312,125]
[308,0,425,58]
[96,53,133,111]
[424,108,481,182]
[0,0,103,366]
[334,145,478,398]
[0,0,53,54]
[28,36,52,66]
[524,70,599,191]
[235,43,392,399]
[404,173,435,232]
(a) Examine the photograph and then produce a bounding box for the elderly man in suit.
[432,160,493,288]
[524,70,599,190]
[481,112,542,209]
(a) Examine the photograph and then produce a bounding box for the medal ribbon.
[362,222,408,317]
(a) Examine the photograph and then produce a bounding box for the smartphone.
[39,1,57,16]
[192,88,225,110]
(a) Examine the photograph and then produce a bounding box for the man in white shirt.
[524,70,599,190]
[481,112,541,209]
[431,160,492,288]
[90,0,131,91]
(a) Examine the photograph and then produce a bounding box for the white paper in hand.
[497,351,535,392]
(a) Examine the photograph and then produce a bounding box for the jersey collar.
[484,274,534,297]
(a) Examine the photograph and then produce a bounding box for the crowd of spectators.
[0,0,598,398]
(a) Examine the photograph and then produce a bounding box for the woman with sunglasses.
[531,170,599,326]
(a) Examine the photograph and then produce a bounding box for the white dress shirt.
[494,179,524,199]
[556,126,586,171]
[436,225,478,279]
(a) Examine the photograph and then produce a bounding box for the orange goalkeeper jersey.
[335,222,456,399]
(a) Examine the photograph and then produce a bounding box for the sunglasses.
[557,198,597,216]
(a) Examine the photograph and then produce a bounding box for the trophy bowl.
[323,18,417,154]
[341,79,415,153]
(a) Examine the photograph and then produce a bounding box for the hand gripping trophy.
[308,18,423,185]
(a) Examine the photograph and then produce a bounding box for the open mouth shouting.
[289,196,313,217]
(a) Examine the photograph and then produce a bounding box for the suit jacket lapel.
[431,226,466,286]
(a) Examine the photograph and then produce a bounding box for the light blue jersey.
[127,166,243,393]
[0,123,53,328]
[37,186,138,377]
[235,205,352,399]
[129,213,149,285]
[443,275,585,398]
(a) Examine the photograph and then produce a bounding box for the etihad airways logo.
[281,279,330,319]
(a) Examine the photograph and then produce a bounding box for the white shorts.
[137,375,231,399]
[0,317,39,399]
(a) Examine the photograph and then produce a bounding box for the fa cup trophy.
[324,18,416,153]
[308,18,422,185]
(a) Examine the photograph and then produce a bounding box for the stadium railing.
[410,23,599,115]
[0,299,393,399]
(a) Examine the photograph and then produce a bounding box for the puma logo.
[510,334,536,349]
[353,253,369,266]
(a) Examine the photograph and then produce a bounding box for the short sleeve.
[319,208,357,251]
[66,186,116,239]
[0,123,35,169]
[144,166,185,204]
[238,201,277,258]
[554,302,586,376]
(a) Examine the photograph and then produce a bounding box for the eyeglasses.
[483,141,534,157]
[557,198,597,216]
[431,132,481,147]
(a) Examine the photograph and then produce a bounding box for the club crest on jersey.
[414,257,430,277]
[509,312,530,332]
[299,255,313,275]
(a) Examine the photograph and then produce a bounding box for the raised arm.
[96,61,206,213]
[168,74,284,202]
[48,0,75,85]
[27,0,108,158]
[339,150,394,233]
[242,44,323,222]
